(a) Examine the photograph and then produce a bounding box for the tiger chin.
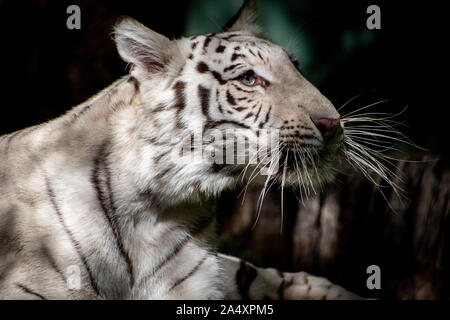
[0,0,360,299]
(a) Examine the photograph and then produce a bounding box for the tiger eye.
[240,71,256,86]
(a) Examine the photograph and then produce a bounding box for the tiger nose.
[312,117,342,141]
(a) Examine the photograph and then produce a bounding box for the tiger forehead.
[188,33,274,62]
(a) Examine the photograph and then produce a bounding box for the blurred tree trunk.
[217,152,449,299]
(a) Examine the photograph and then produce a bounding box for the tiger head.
[113,0,344,201]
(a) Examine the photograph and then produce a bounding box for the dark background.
[0,0,448,299]
[0,0,448,155]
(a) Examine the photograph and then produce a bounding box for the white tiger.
[0,0,361,299]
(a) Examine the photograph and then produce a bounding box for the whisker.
[251,144,286,230]
[337,89,377,112]
[280,154,288,233]
[341,99,389,119]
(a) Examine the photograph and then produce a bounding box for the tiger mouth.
[210,139,343,184]
[278,142,341,170]
[277,131,344,170]
[279,149,318,171]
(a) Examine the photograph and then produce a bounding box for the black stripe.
[224,64,241,73]
[218,33,241,40]
[172,81,186,110]
[127,76,140,92]
[264,105,272,123]
[216,45,226,53]
[231,53,246,62]
[151,103,166,113]
[226,90,237,105]
[202,36,212,54]
[127,76,140,103]
[205,120,251,130]
[231,83,254,93]
[40,245,67,285]
[197,61,209,73]
[16,283,47,300]
[45,174,101,296]
[138,215,213,288]
[155,236,191,276]
[257,50,264,61]
[236,260,258,300]
[198,85,211,122]
[172,81,187,129]
[243,112,254,120]
[168,255,208,292]
[197,62,226,85]
[254,105,262,123]
[93,144,135,286]
[259,105,272,129]
[216,89,224,114]
[211,71,226,85]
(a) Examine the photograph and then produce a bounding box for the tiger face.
[114,0,344,199]
[182,32,343,187]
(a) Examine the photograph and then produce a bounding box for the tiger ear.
[114,17,177,74]
[222,0,262,36]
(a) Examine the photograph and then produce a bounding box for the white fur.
[0,1,358,300]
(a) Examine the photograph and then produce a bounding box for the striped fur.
[0,0,358,299]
